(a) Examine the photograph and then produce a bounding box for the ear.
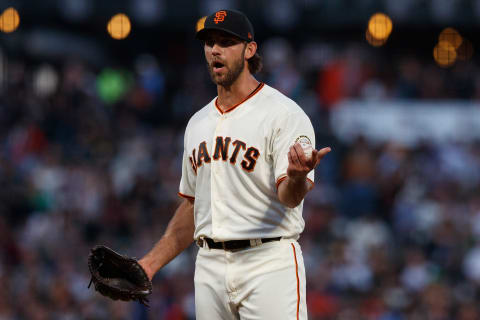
[244,41,257,60]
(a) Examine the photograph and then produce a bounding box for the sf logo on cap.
[214,11,227,24]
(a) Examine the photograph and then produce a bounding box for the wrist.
[138,258,155,281]
[287,174,307,184]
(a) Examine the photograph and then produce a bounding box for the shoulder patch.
[295,135,312,146]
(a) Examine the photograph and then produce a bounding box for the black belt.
[197,237,281,251]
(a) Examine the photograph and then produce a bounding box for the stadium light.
[434,41,457,67]
[0,7,20,33]
[435,27,473,65]
[107,13,131,40]
[368,13,393,41]
[439,27,462,50]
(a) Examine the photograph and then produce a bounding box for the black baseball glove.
[88,245,152,307]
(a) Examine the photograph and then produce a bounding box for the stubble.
[207,47,246,88]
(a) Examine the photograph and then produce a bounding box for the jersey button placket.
[211,114,225,235]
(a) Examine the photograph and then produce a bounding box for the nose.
[211,42,221,56]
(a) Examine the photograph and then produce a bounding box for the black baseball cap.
[196,9,255,42]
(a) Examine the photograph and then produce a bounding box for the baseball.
[300,142,313,160]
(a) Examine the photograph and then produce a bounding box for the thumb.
[314,147,331,165]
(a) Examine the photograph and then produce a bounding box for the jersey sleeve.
[178,129,196,199]
[272,110,316,188]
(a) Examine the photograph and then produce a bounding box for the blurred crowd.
[1,37,480,320]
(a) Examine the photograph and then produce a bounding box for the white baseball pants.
[194,239,307,320]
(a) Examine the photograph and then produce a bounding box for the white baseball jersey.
[178,83,315,241]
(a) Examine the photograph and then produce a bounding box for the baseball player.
[138,9,331,319]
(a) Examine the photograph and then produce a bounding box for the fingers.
[294,144,307,162]
[288,144,332,173]
[292,143,313,166]
[289,145,302,167]
[310,149,318,167]
[287,150,294,166]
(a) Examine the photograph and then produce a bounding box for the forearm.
[139,198,195,280]
[277,176,313,208]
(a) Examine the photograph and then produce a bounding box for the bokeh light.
[107,13,131,40]
[439,27,462,49]
[433,41,457,67]
[196,16,206,33]
[96,68,133,104]
[33,64,59,97]
[368,13,393,40]
[366,29,387,47]
[0,7,20,33]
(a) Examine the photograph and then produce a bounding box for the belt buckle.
[249,239,262,247]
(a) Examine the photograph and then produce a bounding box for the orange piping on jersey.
[276,175,288,190]
[291,243,300,320]
[178,192,195,200]
[215,82,264,114]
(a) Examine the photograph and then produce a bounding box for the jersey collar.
[214,82,264,115]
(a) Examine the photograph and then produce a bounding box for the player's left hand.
[287,143,331,179]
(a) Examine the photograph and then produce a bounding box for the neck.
[216,71,260,112]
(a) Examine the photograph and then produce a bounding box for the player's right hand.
[287,143,331,179]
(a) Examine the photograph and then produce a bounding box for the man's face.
[203,31,247,87]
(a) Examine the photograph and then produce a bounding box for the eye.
[219,39,238,47]
[204,36,240,48]
[204,39,215,47]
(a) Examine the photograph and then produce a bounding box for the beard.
[207,48,246,87]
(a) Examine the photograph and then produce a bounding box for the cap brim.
[196,27,251,42]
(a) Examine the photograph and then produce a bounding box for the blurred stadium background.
[1,0,480,319]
